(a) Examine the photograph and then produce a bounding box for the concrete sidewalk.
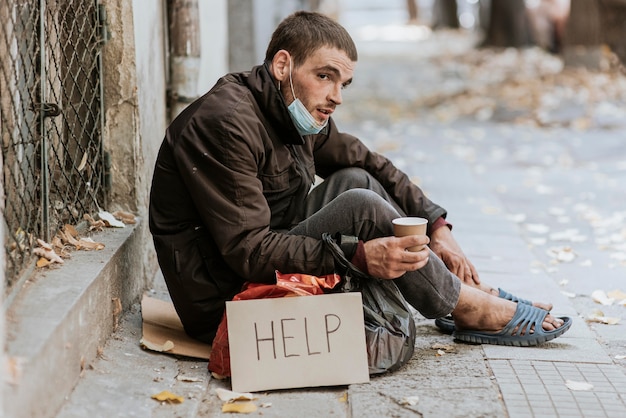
[55,122,626,418]
[56,8,626,418]
[55,118,626,418]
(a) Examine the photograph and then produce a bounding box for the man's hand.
[429,226,480,285]
[363,235,430,279]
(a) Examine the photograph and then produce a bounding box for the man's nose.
[329,84,342,105]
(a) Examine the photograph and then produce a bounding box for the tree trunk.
[564,0,601,46]
[598,0,626,65]
[482,0,533,47]
[478,0,491,33]
[407,0,418,23]
[432,0,459,29]
[562,0,604,68]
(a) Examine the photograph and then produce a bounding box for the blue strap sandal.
[435,288,540,334]
[498,288,532,305]
[452,303,572,346]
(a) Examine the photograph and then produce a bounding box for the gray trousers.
[289,168,461,319]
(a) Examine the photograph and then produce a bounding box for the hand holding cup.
[392,217,428,252]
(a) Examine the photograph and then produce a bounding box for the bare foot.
[452,285,564,333]
[477,283,553,311]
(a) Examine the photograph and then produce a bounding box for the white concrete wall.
[131,0,169,280]
[199,0,229,93]
[131,0,168,198]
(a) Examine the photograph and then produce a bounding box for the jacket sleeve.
[171,109,336,283]
[313,119,447,230]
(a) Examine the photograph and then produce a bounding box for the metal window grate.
[1,0,107,293]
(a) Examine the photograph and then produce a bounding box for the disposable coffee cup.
[392,217,428,251]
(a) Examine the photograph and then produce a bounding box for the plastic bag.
[322,233,416,375]
[208,271,341,377]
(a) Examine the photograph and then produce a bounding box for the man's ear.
[270,50,291,83]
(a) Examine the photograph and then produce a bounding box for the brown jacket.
[149,63,446,342]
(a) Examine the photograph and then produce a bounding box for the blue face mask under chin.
[285,59,327,136]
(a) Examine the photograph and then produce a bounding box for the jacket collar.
[246,62,330,145]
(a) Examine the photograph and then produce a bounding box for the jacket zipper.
[288,143,314,185]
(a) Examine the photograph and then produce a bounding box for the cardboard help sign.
[226,293,369,392]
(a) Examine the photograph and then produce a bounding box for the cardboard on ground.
[227,292,369,393]
[141,295,212,359]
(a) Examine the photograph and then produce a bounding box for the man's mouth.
[317,108,333,119]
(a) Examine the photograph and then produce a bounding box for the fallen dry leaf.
[58,229,79,246]
[565,380,594,391]
[151,390,184,404]
[399,396,420,406]
[36,257,51,268]
[140,338,174,353]
[221,402,257,413]
[431,343,456,353]
[112,210,137,224]
[51,235,64,250]
[98,210,125,228]
[607,289,626,300]
[591,290,614,306]
[586,310,620,325]
[77,237,105,251]
[215,388,256,402]
[83,214,106,231]
[63,224,79,238]
[526,223,550,234]
[58,229,105,251]
[33,239,64,265]
[546,246,576,263]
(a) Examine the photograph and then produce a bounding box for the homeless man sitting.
[148,11,571,348]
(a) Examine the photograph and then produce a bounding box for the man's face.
[283,47,355,125]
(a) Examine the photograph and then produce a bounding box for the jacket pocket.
[194,231,242,297]
[259,169,290,193]
[153,228,221,304]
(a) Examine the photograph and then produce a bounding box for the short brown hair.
[265,11,358,67]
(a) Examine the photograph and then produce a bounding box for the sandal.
[452,303,572,346]
[498,288,532,305]
[435,288,541,334]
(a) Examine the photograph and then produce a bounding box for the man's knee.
[329,167,377,190]
[336,189,398,224]
[339,187,382,205]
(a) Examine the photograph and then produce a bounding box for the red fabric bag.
[208,271,341,377]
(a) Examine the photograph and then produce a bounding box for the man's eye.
[319,74,329,80]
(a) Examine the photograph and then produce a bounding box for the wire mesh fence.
[1,0,107,294]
